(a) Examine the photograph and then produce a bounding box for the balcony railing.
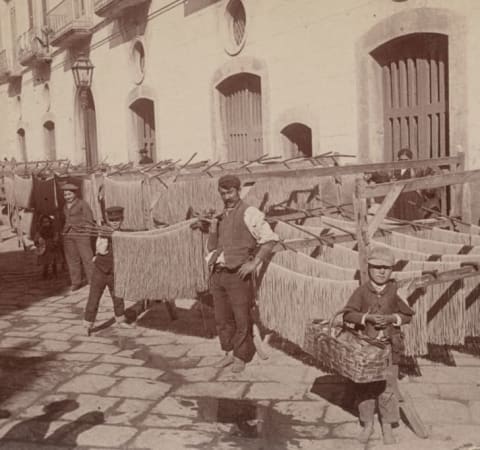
[17,26,51,66]
[47,0,93,47]
[94,0,148,17]
[0,48,22,82]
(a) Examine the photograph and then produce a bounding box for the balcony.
[17,27,51,67]
[94,0,148,18]
[47,0,93,48]
[0,48,22,83]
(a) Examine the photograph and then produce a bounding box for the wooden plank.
[353,176,369,283]
[399,59,408,108]
[363,167,480,199]
[175,155,462,182]
[367,183,405,239]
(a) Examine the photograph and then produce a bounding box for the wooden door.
[130,98,156,162]
[372,33,449,161]
[217,73,263,161]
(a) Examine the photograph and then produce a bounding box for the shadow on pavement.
[0,398,104,449]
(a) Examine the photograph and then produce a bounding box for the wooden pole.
[353,175,369,283]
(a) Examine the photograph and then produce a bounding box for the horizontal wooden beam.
[363,168,480,199]
[271,218,449,252]
[174,155,462,183]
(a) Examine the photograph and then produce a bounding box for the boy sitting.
[343,246,415,445]
[83,206,133,335]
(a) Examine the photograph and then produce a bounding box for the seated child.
[83,206,133,335]
[343,246,415,445]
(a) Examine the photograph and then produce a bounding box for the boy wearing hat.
[84,206,132,334]
[202,174,278,373]
[61,183,94,291]
[343,245,415,445]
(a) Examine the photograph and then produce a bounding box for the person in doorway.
[139,148,153,165]
[389,148,425,220]
[343,246,415,445]
[201,174,278,373]
[83,206,133,335]
[61,183,94,291]
[34,215,61,279]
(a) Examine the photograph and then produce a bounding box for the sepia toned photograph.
[0,0,479,448]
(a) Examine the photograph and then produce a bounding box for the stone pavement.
[0,228,479,449]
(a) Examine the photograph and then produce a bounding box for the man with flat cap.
[139,147,153,165]
[84,206,132,334]
[203,174,278,373]
[61,183,94,291]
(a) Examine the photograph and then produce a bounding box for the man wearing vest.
[83,206,133,335]
[205,175,278,373]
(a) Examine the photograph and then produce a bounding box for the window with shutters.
[130,98,156,162]
[371,33,449,161]
[224,0,247,55]
[17,128,27,162]
[281,123,312,158]
[43,121,56,160]
[217,72,262,161]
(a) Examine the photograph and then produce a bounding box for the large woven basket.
[304,310,391,383]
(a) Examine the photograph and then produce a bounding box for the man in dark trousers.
[203,175,278,373]
[84,206,133,335]
[61,183,94,291]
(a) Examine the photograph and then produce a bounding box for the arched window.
[281,123,312,157]
[130,98,156,162]
[43,121,56,160]
[216,73,262,160]
[371,33,449,161]
[17,128,27,162]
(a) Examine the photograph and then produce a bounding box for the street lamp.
[71,53,94,109]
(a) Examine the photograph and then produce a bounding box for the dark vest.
[217,201,257,269]
[95,238,114,274]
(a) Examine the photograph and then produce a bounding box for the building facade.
[0,0,479,215]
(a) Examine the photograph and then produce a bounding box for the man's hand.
[238,260,259,280]
[197,217,218,233]
[365,314,396,328]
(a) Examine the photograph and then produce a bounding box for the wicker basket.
[304,310,391,383]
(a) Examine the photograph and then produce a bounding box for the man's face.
[218,186,241,208]
[399,154,411,161]
[107,218,122,231]
[63,190,76,203]
[368,264,393,285]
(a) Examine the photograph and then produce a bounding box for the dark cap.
[60,183,79,192]
[218,174,241,190]
[106,206,124,220]
[397,148,413,160]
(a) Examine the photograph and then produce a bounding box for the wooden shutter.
[373,33,448,161]
[131,98,156,161]
[44,121,56,160]
[218,73,263,161]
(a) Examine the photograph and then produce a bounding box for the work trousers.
[63,235,94,287]
[85,268,125,323]
[356,364,400,424]
[210,270,255,363]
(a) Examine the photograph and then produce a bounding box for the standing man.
[138,147,153,165]
[84,206,133,335]
[61,183,94,291]
[203,175,278,373]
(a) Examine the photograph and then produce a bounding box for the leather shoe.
[231,357,246,373]
[215,353,234,368]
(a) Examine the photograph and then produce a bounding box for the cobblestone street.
[0,226,479,450]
